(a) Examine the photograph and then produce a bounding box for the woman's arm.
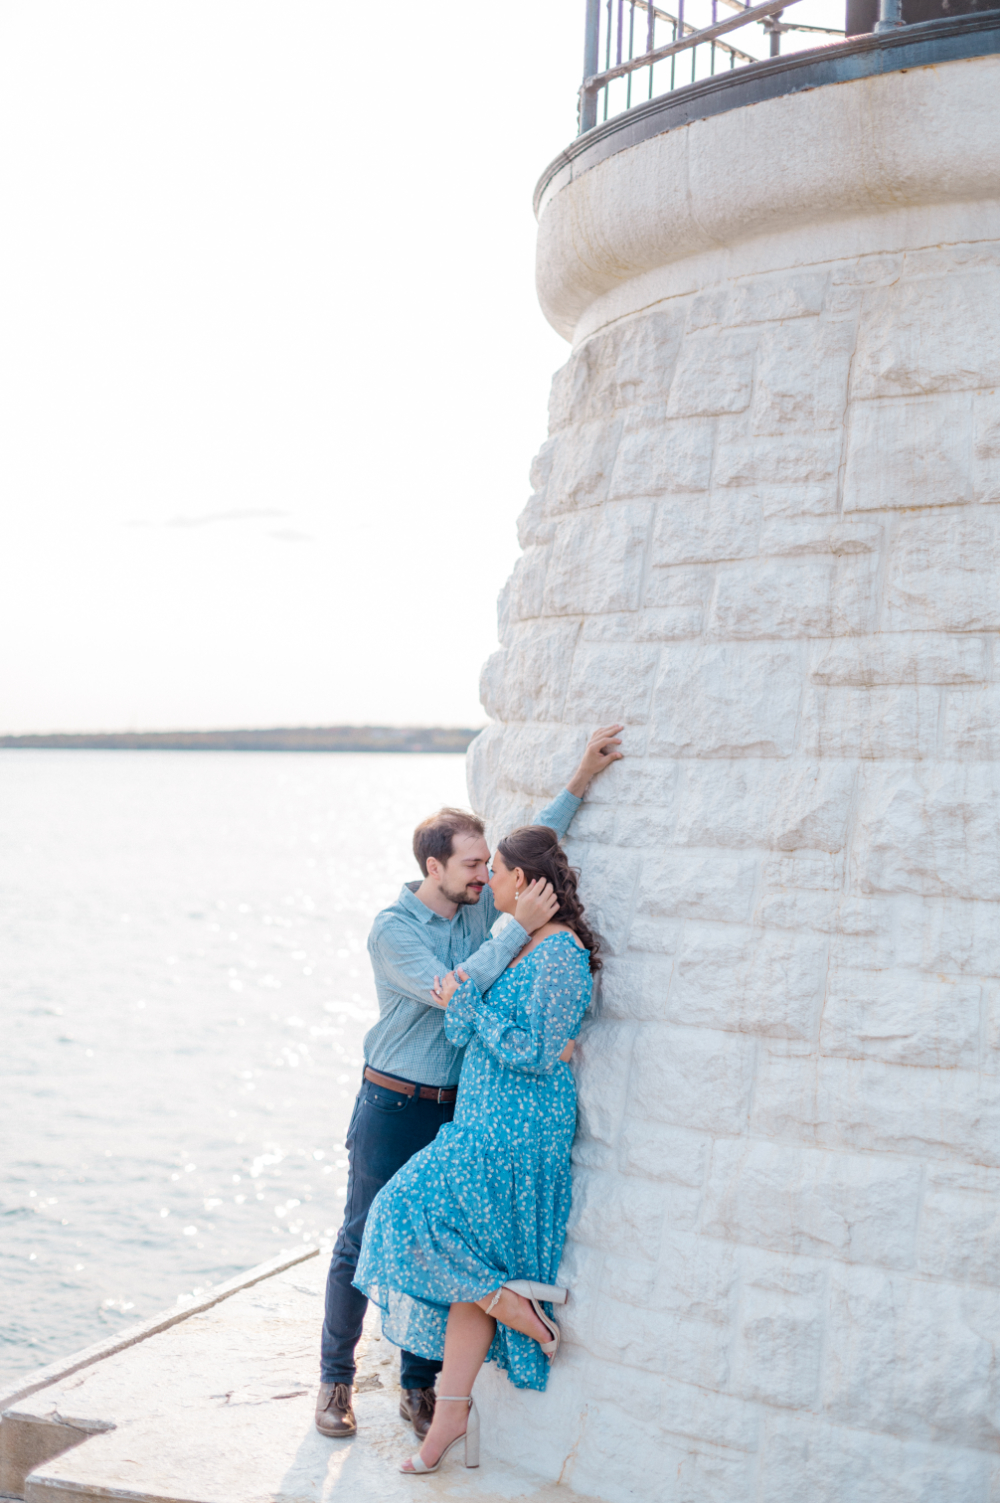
[441,943,591,1075]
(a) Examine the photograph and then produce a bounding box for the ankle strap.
[435,1395,472,1402]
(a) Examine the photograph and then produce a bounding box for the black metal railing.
[579,0,849,130]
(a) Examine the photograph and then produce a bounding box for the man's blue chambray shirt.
[363,788,582,1088]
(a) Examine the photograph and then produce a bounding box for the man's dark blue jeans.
[321,1073,455,1388]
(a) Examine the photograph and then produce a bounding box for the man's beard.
[441,881,483,906]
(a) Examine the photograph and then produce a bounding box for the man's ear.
[425,856,442,882]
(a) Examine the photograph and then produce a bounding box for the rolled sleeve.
[535,788,582,842]
[461,916,528,994]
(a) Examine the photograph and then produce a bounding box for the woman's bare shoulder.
[538,923,586,949]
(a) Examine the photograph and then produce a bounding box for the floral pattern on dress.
[353,931,593,1391]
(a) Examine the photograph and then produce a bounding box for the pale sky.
[0,0,840,734]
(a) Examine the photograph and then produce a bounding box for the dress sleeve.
[444,939,592,1075]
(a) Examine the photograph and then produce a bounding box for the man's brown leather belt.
[364,1066,457,1104]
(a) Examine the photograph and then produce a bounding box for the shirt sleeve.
[444,941,592,1075]
[534,787,583,841]
[369,910,529,1012]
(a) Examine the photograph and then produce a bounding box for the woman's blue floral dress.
[354,932,592,1392]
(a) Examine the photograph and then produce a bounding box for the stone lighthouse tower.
[469,7,1000,1499]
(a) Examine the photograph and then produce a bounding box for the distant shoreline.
[0,726,482,753]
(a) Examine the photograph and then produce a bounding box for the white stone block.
[758,1412,990,1503]
[700,1137,922,1265]
[885,514,1000,634]
[643,562,713,612]
[634,605,705,640]
[713,430,841,489]
[649,643,802,758]
[944,687,1000,759]
[488,722,587,798]
[630,1024,755,1134]
[757,516,880,558]
[572,844,642,956]
[650,1228,739,1322]
[852,271,1000,398]
[567,803,617,843]
[675,761,856,852]
[710,558,834,638]
[546,417,621,511]
[800,685,941,760]
[479,619,580,722]
[729,272,829,325]
[811,634,989,687]
[821,967,981,1068]
[652,491,761,566]
[618,1120,711,1187]
[599,956,675,1022]
[843,393,973,511]
[568,1170,669,1259]
[754,888,839,932]
[751,317,853,434]
[852,763,1000,900]
[612,308,685,408]
[542,502,651,616]
[498,543,550,626]
[608,408,713,498]
[635,851,758,924]
[668,925,826,1040]
[515,492,558,548]
[731,1284,824,1409]
[571,1404,754,1503]
[574,1023,635,1146]
[824,1264,1000,1447]
[751,1051,1000,1166]
[614,802,679,848]
[563,642,660,725]
[666,327,755,417]
[919,1190,1000,1286]
[973,389,1000,504]
[580,755,678,807]
[528,434,558,494]
[761,849,844,891]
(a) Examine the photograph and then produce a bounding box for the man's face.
[436,831,491,906]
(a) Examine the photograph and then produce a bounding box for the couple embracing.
[316,725,622,1475]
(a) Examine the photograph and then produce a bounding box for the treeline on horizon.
[0,726,481,753]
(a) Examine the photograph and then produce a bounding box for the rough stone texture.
[467,56,1000,1503]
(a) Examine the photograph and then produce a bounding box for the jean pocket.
[363,1082,411,1115]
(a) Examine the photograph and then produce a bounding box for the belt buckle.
[436,1088,447,1104]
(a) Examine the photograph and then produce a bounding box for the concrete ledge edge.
[0,1245,320,1415]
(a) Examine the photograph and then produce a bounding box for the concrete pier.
[1,1250,582,1503]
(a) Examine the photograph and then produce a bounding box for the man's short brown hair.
[412,808,486,877]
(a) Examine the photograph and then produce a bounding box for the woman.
[353,823,600,1476]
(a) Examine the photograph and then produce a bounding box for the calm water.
[0,750,469,1389]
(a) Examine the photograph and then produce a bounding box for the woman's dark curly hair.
[495,824,602,972]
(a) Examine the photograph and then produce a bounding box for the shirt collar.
[398,881,446,925]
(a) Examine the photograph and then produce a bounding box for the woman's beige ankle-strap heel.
[502,1280,569,1360]
[400,1396,479,1475]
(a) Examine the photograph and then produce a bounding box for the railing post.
[874,0,902,30]
[580,0,602,133]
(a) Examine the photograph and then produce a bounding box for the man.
[316,725,623,1441]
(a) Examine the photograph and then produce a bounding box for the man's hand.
[514,878,559,935]
[566,724,624,798]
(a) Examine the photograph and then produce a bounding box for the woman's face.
[488,851,523,916]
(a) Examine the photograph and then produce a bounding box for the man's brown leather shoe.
[315,1382,356,1438]
[399,1387,436,1439]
